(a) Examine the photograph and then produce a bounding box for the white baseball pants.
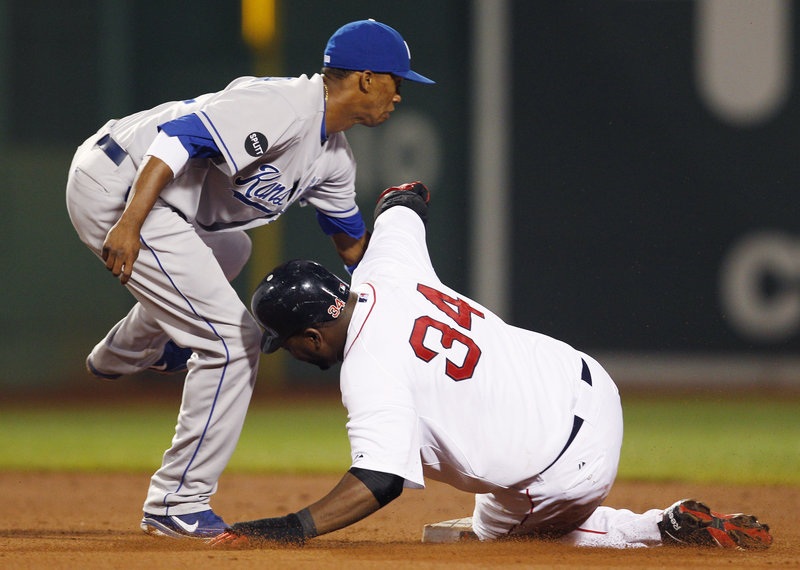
[472,355,663,548]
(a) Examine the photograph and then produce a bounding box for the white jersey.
[107,74,357,232]
[342,207,587,493]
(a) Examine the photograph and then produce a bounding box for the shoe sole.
[141,518,190,539]
[141,517,222,540]
[676,500,772,550]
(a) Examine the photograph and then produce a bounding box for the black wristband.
[294,507,318,538]
[229,512,305,544]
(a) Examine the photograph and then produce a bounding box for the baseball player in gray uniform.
[65,20,433,539]
[210,182,772,550]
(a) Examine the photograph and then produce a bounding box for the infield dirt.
[1,472,795,568]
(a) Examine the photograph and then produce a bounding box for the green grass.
[0,401,351,473]
[0,395,798,485]
[618,394,800,485]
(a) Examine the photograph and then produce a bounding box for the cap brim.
[396,69,435,84]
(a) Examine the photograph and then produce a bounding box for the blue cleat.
[148,340,193,374]
[141,509,228,539]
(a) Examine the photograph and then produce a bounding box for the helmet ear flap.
[260,326,282,354]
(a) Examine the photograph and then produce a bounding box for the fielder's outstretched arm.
[331,230,370,268]
[212,468,404,545]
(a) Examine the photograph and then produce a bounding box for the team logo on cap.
[245,132,268,157]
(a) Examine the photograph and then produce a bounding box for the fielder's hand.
[374,181,430,224]
[102,219,142,285]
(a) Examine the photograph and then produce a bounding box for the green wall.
[4,1,799,390]
[0,1,469,390]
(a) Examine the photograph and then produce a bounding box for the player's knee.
[207,231,253,281]
[193,311,261,365]
[225,232,253,280]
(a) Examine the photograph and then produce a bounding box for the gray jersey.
[109,73,358,232]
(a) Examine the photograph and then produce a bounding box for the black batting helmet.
[250,260,351,354]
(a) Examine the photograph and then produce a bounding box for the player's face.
[362,72,402,126]
[282,333,339,371]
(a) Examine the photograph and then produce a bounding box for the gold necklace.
[323,82,329,102]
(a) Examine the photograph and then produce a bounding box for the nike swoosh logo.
[150,363,168,371]
[171,516,199,533]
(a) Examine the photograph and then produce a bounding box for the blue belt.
[540,359,593,475]
[96,133,128,166]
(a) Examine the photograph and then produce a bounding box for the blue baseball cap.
[324,19,435,84]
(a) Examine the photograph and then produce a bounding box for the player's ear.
[302,328,324,349]
[359,71,373,92]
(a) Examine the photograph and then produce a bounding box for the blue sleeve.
[316,210,366,239]
[158,113,222,159]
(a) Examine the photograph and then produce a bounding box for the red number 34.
[409,284,485,381]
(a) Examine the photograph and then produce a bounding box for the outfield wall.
[1,0,798,390]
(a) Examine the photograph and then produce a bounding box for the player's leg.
[558,505,663,547]
[85,305,171,377]
[196,228,253,282]
[67,140,260,536]
[538,354,657,547]
[118,205,261,521]
[83,230,253,378]
[556,498,773,549]
[66,133,168,378]
[472,355,629,544]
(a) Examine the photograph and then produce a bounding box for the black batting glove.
[374,181,430,224]
[228,513,306,545]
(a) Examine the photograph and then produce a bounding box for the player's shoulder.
[353,272,427,316]
[235,74,322,115]
[223,74,317,93]
[346,281,415,352]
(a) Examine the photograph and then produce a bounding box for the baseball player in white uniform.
[212,183,772,550]
[64,20,433,539]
